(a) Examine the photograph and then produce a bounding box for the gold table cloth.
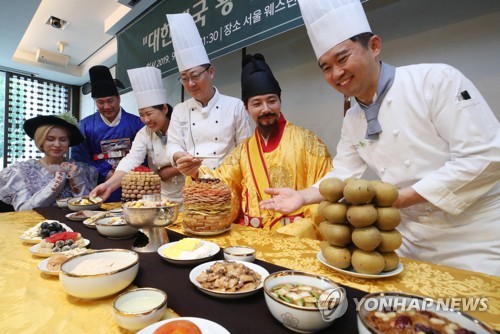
[1,209,498,333]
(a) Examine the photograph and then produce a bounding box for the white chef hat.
[298,0,372,59]
[127,67,168,109]
[166,13,210,72]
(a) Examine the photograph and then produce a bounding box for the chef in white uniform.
[91,67,184,202]
[260,0,500,276]
[165,13,251,170]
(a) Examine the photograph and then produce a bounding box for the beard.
[257,113,279,134]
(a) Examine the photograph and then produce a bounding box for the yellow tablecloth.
[1,209,499,333]
[167,221,500,330]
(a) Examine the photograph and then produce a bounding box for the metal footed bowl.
[122,203,179,228]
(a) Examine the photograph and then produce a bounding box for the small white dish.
[157,240,220,265]
[65,210,102,222]
[223,246,256,262]
[82,218,97,229]
[37,258,59,276]
[56,197,71,208]
[30,239,90,258]
[82,211,111,229]
[138,317,230,334]
[189,260,269,299]
[113,288,168,331]
[317,251,403,279]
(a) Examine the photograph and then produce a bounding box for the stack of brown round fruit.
[318,178,402,275]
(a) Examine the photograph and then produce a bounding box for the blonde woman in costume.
[0,113,97,211]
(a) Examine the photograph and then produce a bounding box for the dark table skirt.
[36,207,365,333]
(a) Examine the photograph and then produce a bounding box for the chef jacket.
[166,87,251,169]
[116,126,184,202]
[317,63,500,276]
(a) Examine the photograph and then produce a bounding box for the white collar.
[100,109,122,127]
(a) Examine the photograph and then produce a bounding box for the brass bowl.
[122,203,179,228]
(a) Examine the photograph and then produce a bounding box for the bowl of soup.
[113,288,168,331]
[263,270,347,333]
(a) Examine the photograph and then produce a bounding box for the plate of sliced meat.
[189,260,269,299]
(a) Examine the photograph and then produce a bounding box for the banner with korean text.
[116,0,303,92]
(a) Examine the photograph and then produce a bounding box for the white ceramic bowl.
[223,246,256,262]
[56,197,71,208]
[95,217,138,239]
[113,288,168,331]
[357,292,495,334]
[67,196,103,211]
[263,270,347,333]
[59,249,139,299]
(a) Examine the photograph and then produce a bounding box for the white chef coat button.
[404,160,411,166]
[393,130,399,136]
[379,167,385,173]
[386,98,393,104]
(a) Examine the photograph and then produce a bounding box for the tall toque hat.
[241,53,281,103]
[166,13,210,72]
[127,67,168,109]
[297,0,372,59]
[89,65,119,98]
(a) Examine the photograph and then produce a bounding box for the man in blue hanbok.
[71,66,143,202]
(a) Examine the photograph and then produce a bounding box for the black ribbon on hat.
[357,62,396,140]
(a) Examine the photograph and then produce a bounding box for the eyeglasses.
[178,66,210,84]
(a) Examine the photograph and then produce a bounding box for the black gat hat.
[88,65,120,98]
[241,53,281,104]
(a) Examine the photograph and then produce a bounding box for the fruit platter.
[30,231,89,257]
[20,220,72,244]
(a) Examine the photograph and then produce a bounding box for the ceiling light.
[46,16,70,30]
[50,17,61,28]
